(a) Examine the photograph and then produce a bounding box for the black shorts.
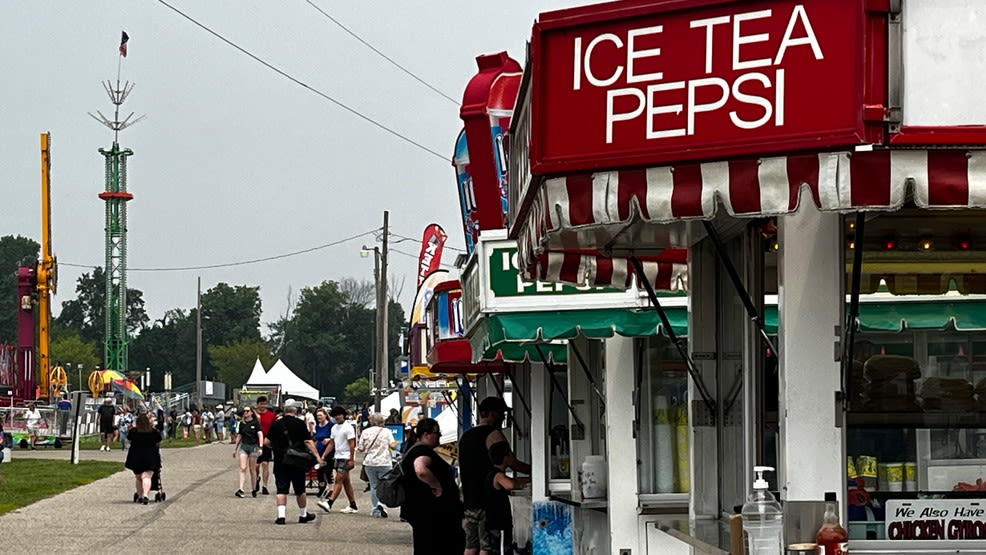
[273,464,307,495]
[100,422,115,435]
[257,445,272,463]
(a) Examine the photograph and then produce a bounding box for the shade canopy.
[516,149,986,287]
[468,299,986,362]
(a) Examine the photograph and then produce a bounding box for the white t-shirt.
[25,409,42,428]
[330,421,356,460]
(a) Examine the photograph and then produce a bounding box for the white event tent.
[245,359,320,401]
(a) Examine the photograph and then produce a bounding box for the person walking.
[227,408,239,445]
[459,397,531,555]
[316,406,358,514]
[254,396,276,495]
[214,404,226,442]
[264,400,320,525]
[97,396,116,451]
[155,408,166,439]
[312,408,334,495]
[233,406,264,498]
[125,413,162,505]
[201,407,214,443]
[356,412,398,518]
[400,418,464,554]
[24,403,43,449]
[117,406,134,451]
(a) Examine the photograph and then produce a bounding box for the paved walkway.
[0,441,412,553]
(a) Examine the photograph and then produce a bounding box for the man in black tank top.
[458,397,531,555]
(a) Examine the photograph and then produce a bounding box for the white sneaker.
[316,500,331,513]
[341,506,358,514]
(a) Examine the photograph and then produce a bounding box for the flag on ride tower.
[119,31,129,57]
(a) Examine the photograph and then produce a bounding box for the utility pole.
[374,211,389,412]
[196,277,202,411]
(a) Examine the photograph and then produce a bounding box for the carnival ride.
[5,134,60,406]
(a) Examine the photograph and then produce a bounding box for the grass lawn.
[74,434,223,450]
[0,459,125,515]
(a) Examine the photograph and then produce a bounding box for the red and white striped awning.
[516,149,986,286]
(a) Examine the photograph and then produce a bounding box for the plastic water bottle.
[741,466,784,555]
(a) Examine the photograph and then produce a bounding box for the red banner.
[417,224,448,287]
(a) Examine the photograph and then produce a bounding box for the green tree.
[284,280,373,399]
[342,377,371,404]
[0,235,40,344]
[56,266,149,346]
[209,338,272,388]
[201,283,262,346]
[129,308,196,391]
[50,331,100,391]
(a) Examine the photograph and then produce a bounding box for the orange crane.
[37,133,60,401]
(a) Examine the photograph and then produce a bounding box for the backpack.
[375,458,408,507]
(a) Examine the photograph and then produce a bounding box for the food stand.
[504,1,986,553]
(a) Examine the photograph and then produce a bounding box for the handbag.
[359,429,385,482]
[281,428,317,470]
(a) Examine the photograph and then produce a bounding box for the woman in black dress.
[400,418,464,554]
[125,413,162,505]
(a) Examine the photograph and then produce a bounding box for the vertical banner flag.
[417,224,448,287]
[453,129,479,254]
[119,31,129,57]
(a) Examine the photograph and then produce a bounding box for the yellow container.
[847,456,858,479]
[904,462,918,491]
[885,462,904,491]
[857,455,878,491]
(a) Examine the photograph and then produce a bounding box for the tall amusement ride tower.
[89,34,144,373]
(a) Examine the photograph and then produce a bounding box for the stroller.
[132,468,166,503]
[150,468,166,502]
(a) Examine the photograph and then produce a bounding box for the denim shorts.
[237,443,261,457]
[333,459,351,473]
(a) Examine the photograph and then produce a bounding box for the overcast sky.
[1,0,594,329]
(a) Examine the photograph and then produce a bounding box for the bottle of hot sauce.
[816,491,849,554]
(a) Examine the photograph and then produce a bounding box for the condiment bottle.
[816,491,849,554]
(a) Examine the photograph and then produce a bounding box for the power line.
[391,230,467,253]
[156,0,447,161]
[305,0,459,105]
[60,229,378,272]
[389,246,457,271]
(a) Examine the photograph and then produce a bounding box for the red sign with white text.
[530,0,875,174]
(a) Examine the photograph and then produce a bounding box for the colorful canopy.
[110,378,143,400]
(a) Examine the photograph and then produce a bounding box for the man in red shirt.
[254,396,277,495]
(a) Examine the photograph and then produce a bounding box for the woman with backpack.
[400,418,464,554]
